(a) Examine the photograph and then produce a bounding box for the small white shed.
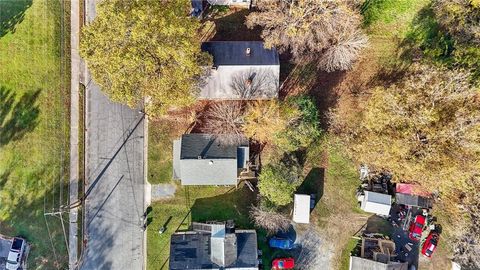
[293,194,311,224]
[360,191,392,216]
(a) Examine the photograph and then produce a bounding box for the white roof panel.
[361,191,392,216]
[293,194,310,224]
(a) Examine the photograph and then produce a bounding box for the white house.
[200,41,280,100]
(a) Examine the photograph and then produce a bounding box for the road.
[78,0,146,269]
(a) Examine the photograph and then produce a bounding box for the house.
[349,237,408,270]
[207,0,251,8]
[358,191,392,216]
[200,41,280,99]
[395,183,433,209]
[293,194,311,224]
[173,134,249,186]
[169,221,259,270]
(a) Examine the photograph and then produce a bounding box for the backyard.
[0,0,69,268]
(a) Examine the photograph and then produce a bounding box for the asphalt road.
[80,81,145,270]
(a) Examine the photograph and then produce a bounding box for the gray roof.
[199,41,280,99]
[169,228,258,269]
[173,134,249,185]
[202,41,279,66]
[349,257,408,270]
[395,193,433,208]
[180,134,239,159]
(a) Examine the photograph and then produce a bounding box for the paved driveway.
[80,81,145,270]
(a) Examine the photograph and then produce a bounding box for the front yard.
[0,0,69,268]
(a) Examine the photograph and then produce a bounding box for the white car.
[6,237,25,270]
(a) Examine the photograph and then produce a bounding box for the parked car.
[268,237,295,250]
[6,237,25,270]
[421,232,440,258]
[272,257,295,270]
[409,215,426,241]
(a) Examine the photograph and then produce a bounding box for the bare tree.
[246,0,368,71]
[453,176,480,269]
[318,29,369,72]
[230,69,279,99]
[200,101,245,144]
[250,205,291,235]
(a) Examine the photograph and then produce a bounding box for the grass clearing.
[0,0,69,268]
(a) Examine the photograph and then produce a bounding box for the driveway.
[80,80,145,270]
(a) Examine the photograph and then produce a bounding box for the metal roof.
[361,191,392,216]
[293,194,311,224]
[349,256,409,270]
[395,193,433,208]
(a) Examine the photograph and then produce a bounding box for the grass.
[339,238,361,270]
[148,120,175,184]
[0,0,69,268]
[146,184,256,270]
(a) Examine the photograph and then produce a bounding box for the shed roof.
[202,41,279,66]
[361,191,392,216]
[349,256,408,270]
[293,194,311,223]
[395,193,433,208]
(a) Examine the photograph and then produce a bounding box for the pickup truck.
[6,237,25,270]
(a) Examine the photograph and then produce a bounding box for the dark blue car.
[269,237,295,250]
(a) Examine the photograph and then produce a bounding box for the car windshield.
[7,259,17,265]
[415,222,423,228]
[279,261,284,267]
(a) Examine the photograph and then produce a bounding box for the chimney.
[246,47,251,56]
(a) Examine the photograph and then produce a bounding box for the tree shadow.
[297,168,325,209]
[0,86,41,146]
[208,9,262,41]
[398,4,454,63]
[190,186,256,228]
[0,0,32,38]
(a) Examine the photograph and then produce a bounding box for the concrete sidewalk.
[69,0,80,268]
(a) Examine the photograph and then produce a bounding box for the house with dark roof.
[173,134,249,185]
[169,222,259,270]
[199,41,280,99]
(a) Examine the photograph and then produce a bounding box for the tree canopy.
[80,0,211,115]
[330,64,480,196]
[257,158,302,206]
[246,0,368,71]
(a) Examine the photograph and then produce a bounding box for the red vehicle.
[272,258,295,270]
[422,232,440,258]
[409,215,426,241]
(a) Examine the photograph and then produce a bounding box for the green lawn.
[147,184,256,270]
[148,120,175,184]
[0,0,69,268]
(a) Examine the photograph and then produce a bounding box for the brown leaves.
[246,0,368,71]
